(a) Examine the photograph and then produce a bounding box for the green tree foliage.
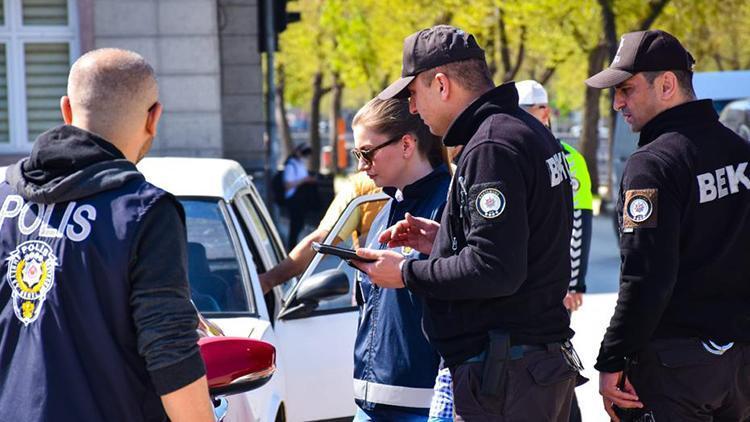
[280,0,750,112]
[658,0,750,72]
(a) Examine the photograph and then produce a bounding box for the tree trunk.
[328,72,343,174]
[275,64,294,167]
[598,0,617,201]
[493,6,526,83]
[539,67,556,85]
[579,44,609,197]
[309,71,329,173]
[505,25,526,82]
[593,0,670,198]
[487,7,501,80]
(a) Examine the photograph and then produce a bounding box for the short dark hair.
[419,58,494,94]
[642,70,696,98]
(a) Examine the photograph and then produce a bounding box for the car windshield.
[180,198,254,315]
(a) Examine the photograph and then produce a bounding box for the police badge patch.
[623,188,658,230]
[571,177,580,192]
[6,240,58,325]
[476,188,506,219]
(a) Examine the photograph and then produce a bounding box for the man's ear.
[146,102,163,136]
[60,96,73,124]
[435,73,450,100]
[660,72,678,101]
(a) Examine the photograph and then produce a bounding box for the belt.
[464,342,561,363]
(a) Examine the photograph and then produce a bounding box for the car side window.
[306,196,388,312]
[181,199,255,314]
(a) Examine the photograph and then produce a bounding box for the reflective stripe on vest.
[353,378,434,408]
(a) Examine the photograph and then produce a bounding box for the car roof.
[137,157,252,201]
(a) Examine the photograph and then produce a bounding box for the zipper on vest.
[458,176,467,219]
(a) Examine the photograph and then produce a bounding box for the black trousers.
[568,393,581,422]
[450,349,577,421]
[628,338,750,422]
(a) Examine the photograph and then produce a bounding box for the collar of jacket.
[383,164,450,201]
[638,99,718,147]
[442,82,520,147]
[7,124,143,204]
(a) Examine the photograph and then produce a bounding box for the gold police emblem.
[6,240,58,325]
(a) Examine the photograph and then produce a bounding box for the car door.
[179,197,278,422]
[271,193,389,422]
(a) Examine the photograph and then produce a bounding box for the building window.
[0,0,78,151]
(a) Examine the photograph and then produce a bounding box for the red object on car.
[199,337,276,391]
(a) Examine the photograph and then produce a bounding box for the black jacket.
[596,100,750,372]
[402,83,574,367]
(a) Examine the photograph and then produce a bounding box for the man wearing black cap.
[588,29,750,421]
[355,25,582,420]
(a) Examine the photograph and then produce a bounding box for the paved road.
[570,213,621,421]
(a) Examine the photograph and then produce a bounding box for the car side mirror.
[278,269,350,320]
[297,269,350,302]
[199,337,276,398]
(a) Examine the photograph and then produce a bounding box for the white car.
[138,157,389,422]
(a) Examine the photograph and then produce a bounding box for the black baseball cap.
[585,30,695,89]
[378,25,485,100]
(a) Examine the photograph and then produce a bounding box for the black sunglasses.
[351,134,403,165]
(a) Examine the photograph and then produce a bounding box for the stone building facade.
[0,0,266,170]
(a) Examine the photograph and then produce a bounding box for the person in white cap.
[516,79,594,422]
[515,80,593,312]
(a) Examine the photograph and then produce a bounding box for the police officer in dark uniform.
[355,25,583,421]
[0,49,213,421]
[587,30,750,421]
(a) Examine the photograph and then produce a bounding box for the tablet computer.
[311,242,376,263]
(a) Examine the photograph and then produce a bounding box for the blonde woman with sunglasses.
[349,97,450,421]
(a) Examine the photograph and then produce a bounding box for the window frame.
[233,189,286,269]
[178,196,259,319]
[280,192,390,318]
[0,0,79,152]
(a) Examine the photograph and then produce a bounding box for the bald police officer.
[0,49,213,422]
[587,30,750,421]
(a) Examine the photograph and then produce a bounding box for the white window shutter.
[25,42,68,142]
[22,0,68,26]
